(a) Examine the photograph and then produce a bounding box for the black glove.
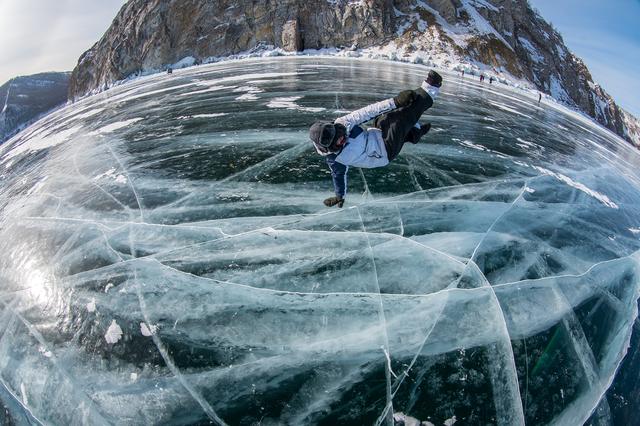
[405,123,431,144]
[420,122,432,136]
[393,90,416,108]
[426,70,442,88]
[324,196,345,208]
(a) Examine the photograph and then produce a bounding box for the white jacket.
[334,98,396,168]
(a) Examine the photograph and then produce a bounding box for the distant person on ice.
[309,70,442,208]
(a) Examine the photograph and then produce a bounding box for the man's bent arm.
[335,98,397,133]
[326,154,348,198]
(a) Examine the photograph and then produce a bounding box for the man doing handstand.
[309,70,442,207]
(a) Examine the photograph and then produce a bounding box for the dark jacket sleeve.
[326,154,348,198]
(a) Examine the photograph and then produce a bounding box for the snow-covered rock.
[0,72,70,144]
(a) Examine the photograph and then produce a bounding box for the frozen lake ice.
[0,57,639,425]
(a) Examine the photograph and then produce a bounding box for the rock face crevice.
[68,0,639,146]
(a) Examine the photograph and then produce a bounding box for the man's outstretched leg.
[375,70,442,161]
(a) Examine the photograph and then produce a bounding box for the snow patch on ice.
[177,113,227,120]
[93,168,115,180]
[460,140,488,151]
[192,113,227,119]
[516,137,539,151]
[629,228,640,235]
[130,372,138,381]
[444,415,457,426]
[104,282,114,293]
[489,101,532,119]
[234,85,264,101]
[516,137,535,147]
[86,298,96,313]
[236,93,259,101]
[267,96,326,112]
[38,346,52,358]
[140,322,157,336]
[267,96,302,109]
[534,166,619,209]
[202,72,300,87]
[393,412,431,426]
[1,125,82,161]
[233,86,264,93]
[74,108,105,120]
[177,85,233,97]
[90,118,143,135]
[93,168,127,185]
[105,320,123,344]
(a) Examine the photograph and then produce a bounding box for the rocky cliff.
[0,72,70,144]
[68,0,639,146]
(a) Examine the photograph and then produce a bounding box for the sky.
[0,0,125,83]
[0,0,638,116]
[530,0,640,117]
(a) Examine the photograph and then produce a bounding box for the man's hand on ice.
[324,196,345,208]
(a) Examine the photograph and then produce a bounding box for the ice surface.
[0,58,639,425]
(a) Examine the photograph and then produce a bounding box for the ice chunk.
[140,322,157,336]
[105,320,123,344]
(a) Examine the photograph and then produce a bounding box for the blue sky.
[530,0,640,117]
[0,0,638,116]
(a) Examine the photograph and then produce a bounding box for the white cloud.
[0,0,125,83]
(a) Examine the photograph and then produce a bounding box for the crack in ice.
[0,301,111,425]
[104,141,227,425]
[72,150,129,211]
[356,206,394,426]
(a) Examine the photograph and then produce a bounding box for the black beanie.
[309,121,336,148]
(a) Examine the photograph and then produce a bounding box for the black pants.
[374,88,434,161]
